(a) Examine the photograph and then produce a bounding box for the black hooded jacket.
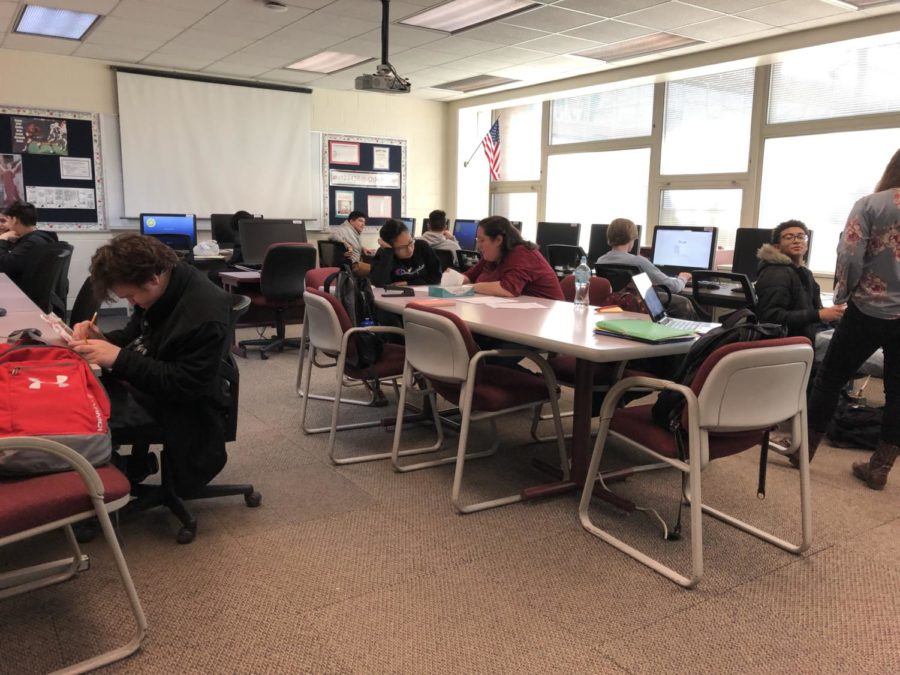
[0,229,59,283]
[106,263,232,495]
[755,243,825,342]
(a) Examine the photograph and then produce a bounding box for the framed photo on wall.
[329,140,360,166]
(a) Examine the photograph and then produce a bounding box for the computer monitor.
[453,219,479,251]
[210,213,262,244]
[399,218,416,237]
[238,219,307,265]
[587,223,642,262]
[650,225,718,275]
[536,222,581,252]
[140,213,197,248]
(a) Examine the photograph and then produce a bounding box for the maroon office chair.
[239,243,316,359]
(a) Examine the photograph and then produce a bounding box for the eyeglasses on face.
[780,233,808,242]
[392,239,414,252]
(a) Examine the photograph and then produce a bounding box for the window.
[545,148,651,250]
[495,103,541,181]
[550,83,654,145]
[490,192,538,241]
[457,108,490,220]
[758,128,900,273]
[659,189,742,251]
[769,35,900,124]
[661,68,755,175]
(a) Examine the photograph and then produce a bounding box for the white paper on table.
[456,296,516,304]
[440,268,466,287]
[412,286,430,293]
[490,302,546,309]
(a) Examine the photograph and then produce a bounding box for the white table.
[0,273,66,345]
[375,288,693,498]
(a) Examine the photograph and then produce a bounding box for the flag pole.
[462,119,494,167]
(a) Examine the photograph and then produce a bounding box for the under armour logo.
[28,375,69,390]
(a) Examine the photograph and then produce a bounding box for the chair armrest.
[468,348,561,392]
[0,437,106,498]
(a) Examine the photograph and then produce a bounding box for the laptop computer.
[632,272,720,335]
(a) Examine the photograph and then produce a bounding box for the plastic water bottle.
[573,255,590,308]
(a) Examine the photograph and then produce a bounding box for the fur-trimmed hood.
[757,243,804,267]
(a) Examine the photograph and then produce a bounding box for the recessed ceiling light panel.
[400,0,540,34]
[434,74,520,92]
[286,51,374,74]
[579,33,702,63]
[15,4,99,40]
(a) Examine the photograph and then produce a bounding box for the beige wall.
[0,48,447,303]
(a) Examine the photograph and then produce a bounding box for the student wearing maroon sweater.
[463,216,564,300]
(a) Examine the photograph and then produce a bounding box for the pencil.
[85,311,97,343]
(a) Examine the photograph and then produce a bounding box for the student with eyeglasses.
[755,219,846,343]
[370,218,441,288]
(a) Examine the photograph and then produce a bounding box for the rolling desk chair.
[593,263,642,293]
[52,240,74,319]
[317,240,349,269]
[690,270,757,316]
[455,249,480,272]
[18,243,70,313]
[433,248,456,272]
[546,244,586,278]
[68,277,102,327]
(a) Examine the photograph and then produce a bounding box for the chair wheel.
[176,523,197,544]
[245,491,262,507]
[260,352,268,360]
[73,520,99,543]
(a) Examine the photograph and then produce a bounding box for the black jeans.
[808,303,899,445]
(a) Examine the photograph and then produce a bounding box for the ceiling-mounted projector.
[356,64,411,94]
[356,0,411,94]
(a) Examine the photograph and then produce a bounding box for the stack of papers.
[595,319,695,344]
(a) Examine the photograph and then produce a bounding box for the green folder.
[594,319,696,343]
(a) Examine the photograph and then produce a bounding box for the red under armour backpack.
[0,343,112,475]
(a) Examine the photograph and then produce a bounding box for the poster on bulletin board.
[0,105,105,231]
[322,133,406,226]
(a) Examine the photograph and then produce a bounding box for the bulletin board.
[322,133,406,226]
[0,105,105,231]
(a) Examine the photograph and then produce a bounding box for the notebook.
[631,272,720,335]
[594,319,695,344]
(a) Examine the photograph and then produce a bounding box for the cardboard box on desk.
[428,285,475,298]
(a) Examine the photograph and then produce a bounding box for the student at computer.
[330,210,374,277]
[0,200,59,285]
[72,233,232,495]
[595,218,695,318]
[418,210,460,253]
[755,220,846,342]
[464,216,563,300]
[224,210,252,265]
[370,219,441,287]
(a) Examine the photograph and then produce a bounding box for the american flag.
[481,120,501,181]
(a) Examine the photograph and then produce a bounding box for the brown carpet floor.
[2,325,899,674]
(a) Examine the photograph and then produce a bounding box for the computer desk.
[373,288,694,502]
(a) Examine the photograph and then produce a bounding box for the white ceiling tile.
[426,36,500,55]
[73,42,151,62]
[686,0,781,12]
[448,54,527,73]
[110,0,210,26]
[243,29,343,56]
[738,0,854,26]
[327,38,386,60]
[216,50,293,68]
[410,65,479,87]
[0,1,18,32]
[203,60,270,77]
[156,41,233,61]
[556,0,667,18]
[673,15,771,41]
[564,19,655,43]
[307,70,359,89]
[136,0,224,10]
[34,0,118,13]
[319,0,422,21]
[284,11,377,37]
[365,24,443,48]
[481,46,553,65]
[2,33,80,55]
[714,25,785,45]
[259,68,322,84]
[168,29,255,51]
[458,22,548,45]
[92,15,186,41]
[618,1,723,30]
[141,52,219,70]
[83,31,166,52]
[502,6,605,32]
[204,0,312,26]
[518,33,601,55]
[190,15,281,40]
[387,48,465,70]
[408,87,459,100]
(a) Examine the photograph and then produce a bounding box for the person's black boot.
[789,429,824,469]
[852,441,899,490]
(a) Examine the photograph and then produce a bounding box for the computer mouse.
[0,307,5,317]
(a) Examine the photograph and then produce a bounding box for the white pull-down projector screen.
[116,71,313,219]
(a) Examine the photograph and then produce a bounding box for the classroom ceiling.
[1,0,899,101]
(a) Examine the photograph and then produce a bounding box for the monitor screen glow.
[651,226,717,272]
[453,219,478,251]
[140,213,197,246]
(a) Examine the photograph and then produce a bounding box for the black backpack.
[651,309,786,433]
[826,392,883,450]
[323,270,383,370]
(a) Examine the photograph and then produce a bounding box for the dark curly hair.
[772,219,808,244]
[90,233,178,301]
[1,200,37,226]
[379,218,408,245]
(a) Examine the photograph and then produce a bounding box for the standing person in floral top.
[802,149,900,489]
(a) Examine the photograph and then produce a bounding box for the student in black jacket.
[0,201,59,285]
[755,219,845,342]
[370,218,441,287]
[73,233,232,495]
